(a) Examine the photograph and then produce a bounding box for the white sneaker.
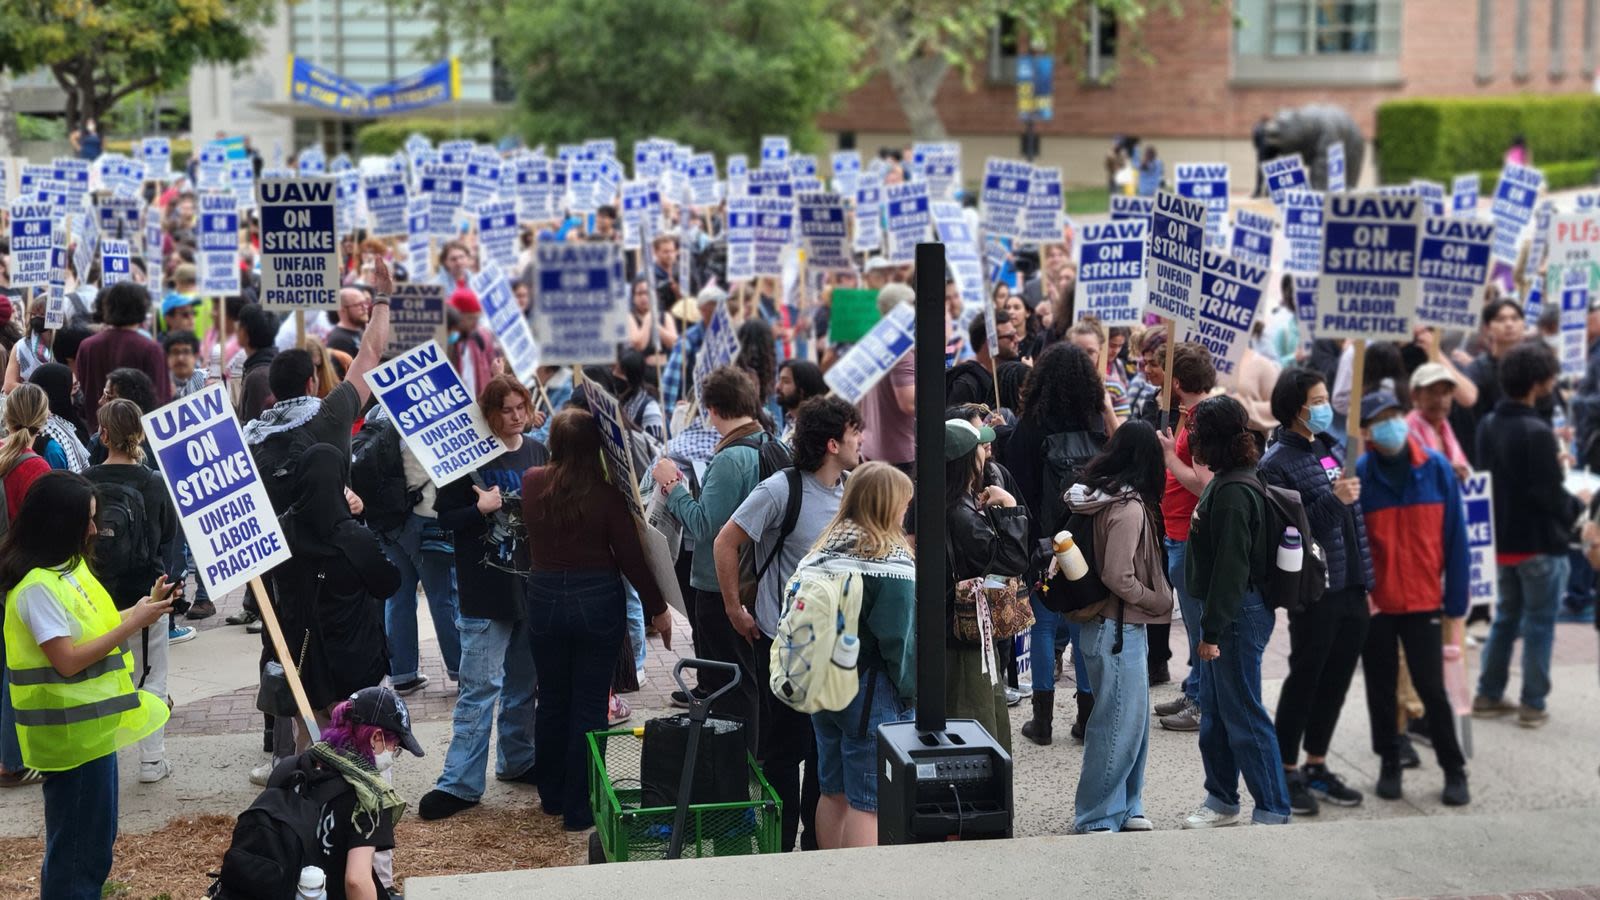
[1123,815,1154,831]
[139,760,173,784]
[249,761,273,787]
[1182,806,1240,829]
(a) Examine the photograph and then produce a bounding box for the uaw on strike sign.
[144,385,291,598]
[365,341,506,487]
[1315,194,1424,340]
[258,177,338,310]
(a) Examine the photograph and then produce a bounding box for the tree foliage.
[0,0,273,129]
[501,0,857,158]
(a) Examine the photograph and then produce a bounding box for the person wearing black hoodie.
[1258,367,1373,816]
[947,315,1016,407]
[419,375,548,821]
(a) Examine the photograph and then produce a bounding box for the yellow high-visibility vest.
[3,561,168,772]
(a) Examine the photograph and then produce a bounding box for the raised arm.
[344,257,393,405]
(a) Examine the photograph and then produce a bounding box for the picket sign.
[365,341,507,487]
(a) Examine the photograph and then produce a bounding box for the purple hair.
[320,700,392,763]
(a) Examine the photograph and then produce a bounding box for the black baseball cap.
[347,686,424,757]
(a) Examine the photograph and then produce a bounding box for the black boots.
[1022,690,1054,745]
[1071,690,1095,742]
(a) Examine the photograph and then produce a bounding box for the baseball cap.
[1359,389,1404,427]
[161,292,202,316]
[1408,362,1456,393]
[944,418,996,461]
[346,686,424,757]
[864,255,895,273]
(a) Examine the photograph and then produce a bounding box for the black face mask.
[29,316,45,336]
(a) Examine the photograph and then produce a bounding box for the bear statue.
[1259,104,1365,191]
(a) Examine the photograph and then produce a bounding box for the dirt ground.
[0,802,585,899]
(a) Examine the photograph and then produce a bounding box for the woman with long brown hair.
[521,409,671,830]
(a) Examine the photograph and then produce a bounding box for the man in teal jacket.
[652,365,775,748]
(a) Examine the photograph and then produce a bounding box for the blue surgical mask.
[1304,402,1334,435]
[1371,417,1410,454]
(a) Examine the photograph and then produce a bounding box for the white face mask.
[372,750,394,773]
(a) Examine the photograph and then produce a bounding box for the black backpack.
[351,416,420,536]
[1038,429,1106,538]
[210,763,349,900]
[728,433,795,605]
[1213,468,1328,614]
[1039,508,1109,616]
[251,426,319,515]
[89,479,160,611]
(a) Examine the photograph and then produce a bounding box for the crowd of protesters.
[0,138,1594,899]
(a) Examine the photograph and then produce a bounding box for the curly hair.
[1190,395,1259,472]
[1018,343,1104,428]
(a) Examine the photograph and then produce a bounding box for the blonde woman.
[792,461,917,849]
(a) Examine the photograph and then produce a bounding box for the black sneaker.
[1441,769,1470,806]
[1302,763,1363,807]
[1287,770,1320,816]
[392,675,429,696]
[670,688,706,709]
[225,609,260,626]
[1397,735,1422,770]
[1376,758,1403,800]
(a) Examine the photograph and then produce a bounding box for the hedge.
[104,138,193,170]
[1376,95,1600,185]
[354,116,512,155]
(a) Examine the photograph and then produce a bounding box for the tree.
[0,0,273,132]
[833,1,1181,140]
[499,0,857,157]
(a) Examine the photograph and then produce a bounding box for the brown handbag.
[952,573,1034,642]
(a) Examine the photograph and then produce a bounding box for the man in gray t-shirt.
[732,470,847,634]
[712,396,862,852]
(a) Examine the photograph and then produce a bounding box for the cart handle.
[671,657,740,721]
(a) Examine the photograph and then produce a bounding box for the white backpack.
[768,560,865,714]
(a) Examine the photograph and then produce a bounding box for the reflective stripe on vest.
[12,691,140,726]
[6,654,125,686]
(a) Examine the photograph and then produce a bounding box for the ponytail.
[97,399,147,464]
[0,383,48,475]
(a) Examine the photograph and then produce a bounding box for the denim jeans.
[1027,591,1091,693]
[624,582,647,671]
[379,513,462,682]
[434,615,538,802]
[1166,538,1204,703]
[42,752,118,899]
[526,569,626,830]
[1478,553,1569,711]
[1197,597,1291,824]
[1,636,21,771]
[1075,618,1150,833]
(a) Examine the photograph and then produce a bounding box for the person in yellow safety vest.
[1,471,173,900]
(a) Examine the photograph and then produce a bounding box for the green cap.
[944,419,996,461]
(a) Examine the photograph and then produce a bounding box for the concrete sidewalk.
[409,806,1600,900]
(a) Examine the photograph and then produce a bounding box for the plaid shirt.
[661,323,704,412]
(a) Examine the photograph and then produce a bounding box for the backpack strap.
[754,467,804,583]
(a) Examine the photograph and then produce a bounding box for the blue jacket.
[1356,438,1471,617]
[1259,427,1374,595]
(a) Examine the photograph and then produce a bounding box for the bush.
[1476,158,1599,195]
[104,138,194,170]
[355,116,513,155]
[1376,95,1600,184]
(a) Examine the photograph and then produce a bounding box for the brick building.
[820,0,1598,188]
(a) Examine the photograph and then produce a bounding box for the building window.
[1515,0,1531,80]
[1477,0,1495,81]
[1232,0,1401,85]
[1085,5,1118,83]
[986,15,1022,85]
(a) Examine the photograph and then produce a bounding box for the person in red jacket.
[1355,390,1470,808]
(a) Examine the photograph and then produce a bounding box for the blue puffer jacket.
[1259,427,1374,596]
